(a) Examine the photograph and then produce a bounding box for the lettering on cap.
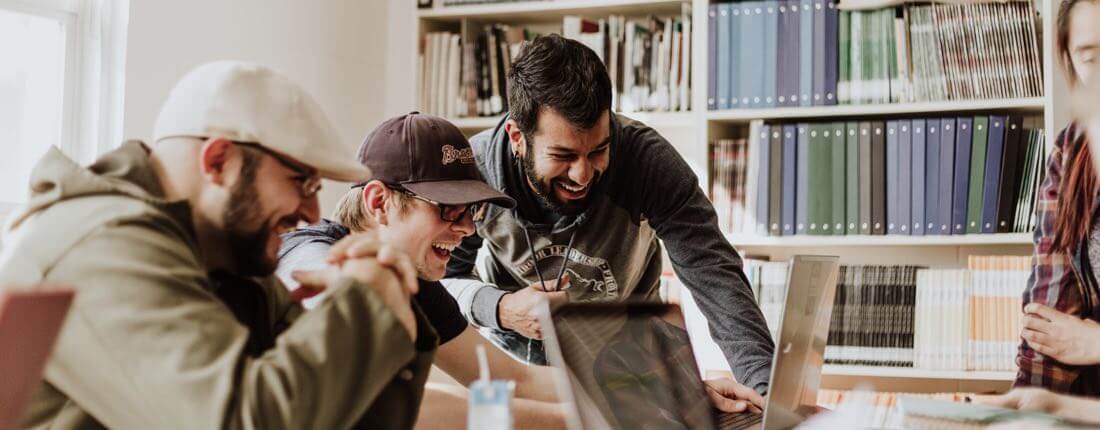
[442,145,474,165]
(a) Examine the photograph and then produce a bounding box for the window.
[0,0,128,212]
[0,8,66,206]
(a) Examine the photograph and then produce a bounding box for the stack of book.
[419,31,464,118]
[706,0,1042,110]
[711,115,1046,237]
[594,9,694,113]
[914,257,1029,371]
[826,265,920,367]
[746,257,1029,370]
[418,9,693,118]
[709,138,748,233]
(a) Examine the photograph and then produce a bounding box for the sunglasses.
[395,188,488,223]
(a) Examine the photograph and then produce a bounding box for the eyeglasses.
[233,141,323,198]
[395,188,487,223]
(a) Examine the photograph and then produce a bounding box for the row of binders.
[706,0,1042,110]
[710,115,1046,237]
[745,256,1027,371]
[417,9,693,119]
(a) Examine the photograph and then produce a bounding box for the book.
[911,119,926,236]
[832,122,847,234]
[966,117,989,234]
[846,122,860,235]
[859,121,872,234]
[871,122,886,235]
[783,124,798,235]
[709,1,1043,110]
[925,121,940,234]
[952,117,973,235]
[797,124,811,234]
[981,116,1006,233]
[897,120,912,235]
[937,118,956,235]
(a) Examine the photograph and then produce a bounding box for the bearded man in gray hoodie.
[441,34,775,407]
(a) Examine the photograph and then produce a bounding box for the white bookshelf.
[821,365,1014,393]
[822,365,1014,381]
[413,0,1055,393]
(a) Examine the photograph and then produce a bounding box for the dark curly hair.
[506,33,612,134]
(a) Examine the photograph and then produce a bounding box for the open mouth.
[431,242,458,260]
[555,181,588,199]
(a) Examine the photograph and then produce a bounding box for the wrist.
[470,286,509,330]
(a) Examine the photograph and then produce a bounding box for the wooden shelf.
[707,98,1046,122]
[726,233,1032,247]
[822,365,1015,381]
[820,365,1015,393]
[446,111,694,129]
[419,0,689,22]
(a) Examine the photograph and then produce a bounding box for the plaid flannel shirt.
[1016,122,1100,396]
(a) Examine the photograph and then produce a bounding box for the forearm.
[514,365,562,402]
[1050,394,1100,424]
[441,277,508,329]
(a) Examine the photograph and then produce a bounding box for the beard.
[221,152,279,277]
[521,139,600,216]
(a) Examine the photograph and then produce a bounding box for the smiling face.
[1069,1,1100,85]
[362,182,476,281]
[509,109,611,215]
[213,141,322,276]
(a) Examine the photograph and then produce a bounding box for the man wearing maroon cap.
[277,112,568,428]
[442,34,774,409]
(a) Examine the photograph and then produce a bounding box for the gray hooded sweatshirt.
[442,113,775,393]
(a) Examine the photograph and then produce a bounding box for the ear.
[361,180,390,226]
[198,137,237,187]
[505,119,526,159]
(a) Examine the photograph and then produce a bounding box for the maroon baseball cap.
[357,112,515,208]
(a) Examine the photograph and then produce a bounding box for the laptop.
[0,289,74,430]
[541,255,840,430]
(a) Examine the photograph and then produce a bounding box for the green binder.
[966,116,989,234]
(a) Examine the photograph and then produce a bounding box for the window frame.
[0,0,128,216]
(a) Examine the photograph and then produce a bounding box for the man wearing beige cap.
[0,61,434,429]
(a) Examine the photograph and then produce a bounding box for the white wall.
[123,0,390,213]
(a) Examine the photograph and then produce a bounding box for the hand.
[498,276,570,339]
[703,378,765,414]
[292,233,420,341]
[1020,303,1100,365]
[327,232,419,296]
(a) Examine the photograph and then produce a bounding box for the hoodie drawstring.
[519,226,578,363]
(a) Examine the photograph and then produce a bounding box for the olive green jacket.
[0,142,437,429]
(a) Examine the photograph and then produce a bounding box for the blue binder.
[952,117,974,235]
[911,119,926,236]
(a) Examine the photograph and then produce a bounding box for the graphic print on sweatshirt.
[514,244,620,301]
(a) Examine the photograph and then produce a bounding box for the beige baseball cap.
[153,61,369,182]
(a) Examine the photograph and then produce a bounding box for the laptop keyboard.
[717,412,763,430]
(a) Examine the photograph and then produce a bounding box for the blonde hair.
[331,185,409,232]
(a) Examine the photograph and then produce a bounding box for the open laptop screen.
[546,302,718,430]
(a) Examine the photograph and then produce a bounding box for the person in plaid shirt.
[1015,0,1100,396]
